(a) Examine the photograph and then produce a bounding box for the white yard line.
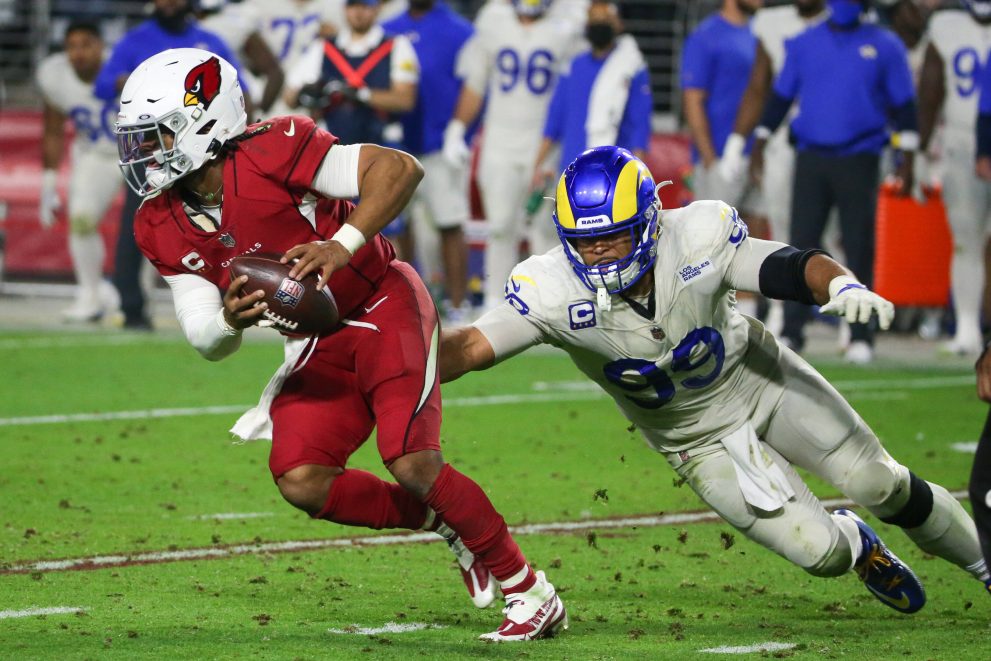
[0,607,86,619]
[951,442,979,454]
[700,642,797,654]
[0,373,975,428]
[2,492,966,575]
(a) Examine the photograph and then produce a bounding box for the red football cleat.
[446,535,497,609]
[480,571,568,642]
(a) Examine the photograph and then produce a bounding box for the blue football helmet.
[552,146,661,297]
[963,0,991,22]
[512,0,552,17]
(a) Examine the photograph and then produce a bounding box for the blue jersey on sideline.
[544,52,653,171]
[680,13,757,160]
[773,21,914,155]
[95,20,246,101]
[383,2,474,155]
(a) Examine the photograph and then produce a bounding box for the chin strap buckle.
[596,287,612,312]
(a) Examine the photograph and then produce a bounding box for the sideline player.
[37,20,121,322]
[441,146,991,609]
[115,48,565,641]
[919,1,991,356]
[443,0,585,312]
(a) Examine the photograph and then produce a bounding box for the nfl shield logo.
[274,278,304,308]
[650,326,665,340]
[218,233,235,248]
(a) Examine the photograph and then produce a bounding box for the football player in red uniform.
[115,48,566,642]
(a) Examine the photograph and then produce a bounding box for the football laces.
[262,310,299,331]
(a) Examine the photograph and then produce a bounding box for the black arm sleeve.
[757,92,792,135]
[979,113,991,158]
[758,246,829,305]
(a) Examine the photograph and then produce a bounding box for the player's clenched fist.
[223,275,268,330]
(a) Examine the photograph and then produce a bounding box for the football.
[229,255,340,335]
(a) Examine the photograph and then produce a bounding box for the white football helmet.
[116,48,247,197]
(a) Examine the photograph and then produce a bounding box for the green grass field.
[1,328,987,659]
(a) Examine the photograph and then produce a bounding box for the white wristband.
[331,223,366,256]
[723,133,745,158]
[215,307,242,336]
[754,126,772,140]
[827,274,862,299]
[356,87,372,103]
[42,168,57,189]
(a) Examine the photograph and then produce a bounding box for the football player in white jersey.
[244,0,340,115]
[918,0,991,356]
[720,0,827,336]
[442,0,586,313]
[441,146,991,610]
[36,20,122,322]
[196,0,285,117]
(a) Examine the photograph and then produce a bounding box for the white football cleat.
[61,299,104,323]
[479,570,568,642]
[446,535,496,609]
[844,340,874,365]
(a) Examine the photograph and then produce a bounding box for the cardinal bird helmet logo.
[183,57,222,110]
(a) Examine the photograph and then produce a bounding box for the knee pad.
[804,543,853,578]
[843,456,907,512]
[880,471,934,529]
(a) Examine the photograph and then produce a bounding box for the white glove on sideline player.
[819,275,895,330]
[39,168,61,229]
[716,133,746,183]
[442,120,470,168]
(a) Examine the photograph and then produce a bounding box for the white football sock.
[902,482,987,580]
[498,564,534,593]
[831,512,863,572]
[951,240,984,346]
[68,232,104,307]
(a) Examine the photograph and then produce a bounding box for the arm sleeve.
[724,239,826,305]
[679,31,710,92]
[771,38,800,100]
[977,113,991,157]
[472,302,545,363]
[390,35,420,85]
[310,142,362,199]
[723,237,792,292]
[94,38,137,100]
[163,274,243,361]
[543,72,567,141]
[619,67,654,152]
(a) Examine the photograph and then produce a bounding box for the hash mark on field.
[0,607,86,619]
[0,491,966,576]
[951,442,978,454]
[700,642,796,654]
[186,512,275,521]
[328,622,445,635]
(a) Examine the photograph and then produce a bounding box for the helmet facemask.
[117,110,201,196]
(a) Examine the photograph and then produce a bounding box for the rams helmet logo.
[183,57,222,110]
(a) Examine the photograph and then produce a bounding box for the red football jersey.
[134,115,396,318]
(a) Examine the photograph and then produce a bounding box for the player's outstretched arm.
[439,326,496,383]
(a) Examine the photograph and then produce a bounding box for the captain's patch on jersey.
[678,259,713,283]
[568,301,596,330]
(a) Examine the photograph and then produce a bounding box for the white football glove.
[441,119,470,168]
[819,275,895,330]
[716,133,747,183]
[39,168,61,229]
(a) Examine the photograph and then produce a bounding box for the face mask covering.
[827,0,863,28]
[585,23,615,49]
[154,7,191,34]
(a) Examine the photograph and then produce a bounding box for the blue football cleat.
[834,508,926,614]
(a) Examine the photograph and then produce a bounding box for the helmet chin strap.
[597,287,612,312]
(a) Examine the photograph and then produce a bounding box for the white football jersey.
[504,201,758,452]
[35,52,118,158]
[751,4,825,75]
[929,9,991,135]
[244,0,339,72]
[459,3,584,154]
[200,3,262,53]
